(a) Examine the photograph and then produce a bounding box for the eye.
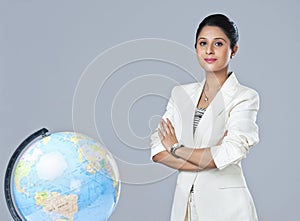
[215,42,223,47]
[199,41,206,46]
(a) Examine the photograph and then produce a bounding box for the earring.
[230,53,235,59]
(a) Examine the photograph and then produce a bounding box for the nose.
[206,43,214,55]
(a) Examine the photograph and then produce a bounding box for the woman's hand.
[217,130,228,145]
[157,118,178,152]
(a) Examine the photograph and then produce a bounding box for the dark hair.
[194,14,239,50]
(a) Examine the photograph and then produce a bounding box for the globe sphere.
[5,130,120,221]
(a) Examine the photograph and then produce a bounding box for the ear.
[230,45,238,58]
[195,45,199,54]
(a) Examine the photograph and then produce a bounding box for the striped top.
[193,107,206,134]
[191,107,206,193]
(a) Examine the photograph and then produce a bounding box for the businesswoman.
[150,14,259,221]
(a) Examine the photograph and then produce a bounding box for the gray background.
[1,0,299,220]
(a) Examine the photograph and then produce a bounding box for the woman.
[150,14,259,221]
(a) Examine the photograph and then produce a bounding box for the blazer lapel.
[193,72,239,147]
[177,80,205,148]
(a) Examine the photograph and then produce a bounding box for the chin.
[202,67,221,74]
[201,64,228,74]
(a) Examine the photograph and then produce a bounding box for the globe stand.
[4,128,49,221]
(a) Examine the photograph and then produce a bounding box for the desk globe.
[5,128,120,221]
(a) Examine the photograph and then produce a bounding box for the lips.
[204,58,217,63]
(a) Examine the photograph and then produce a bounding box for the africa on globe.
[5,129,121,221]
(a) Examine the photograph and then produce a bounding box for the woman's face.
[195,25,236,73]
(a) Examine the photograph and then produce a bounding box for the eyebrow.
[197,37,227,42]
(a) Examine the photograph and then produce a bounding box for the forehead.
[197,26,228,40]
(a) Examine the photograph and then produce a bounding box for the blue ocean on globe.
[11,132,120,221]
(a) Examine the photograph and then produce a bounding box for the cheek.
[219,50,231,61]
[196,48,205,59]
[196,50,204,62]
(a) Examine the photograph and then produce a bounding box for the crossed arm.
[152,150,203,171]
[151,90,259,172]
[152,118,225,171]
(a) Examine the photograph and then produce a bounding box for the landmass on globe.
[9,132,120,221]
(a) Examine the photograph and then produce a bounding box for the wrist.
[170,143,184,158]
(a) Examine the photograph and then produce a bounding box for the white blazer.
[151,72,259,221]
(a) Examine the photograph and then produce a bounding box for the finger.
[217,130,228,145]
[160,120,169,137]
[160,121,167,134]
[162,119,171,134]
[157,128,164,140]
[224,130,228,136]
[166,118,175,134]
[166,118,172,126]
[159,121,165,134]
[217,137,223,145]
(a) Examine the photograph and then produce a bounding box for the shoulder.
[167,82,201,105]
[235,83,260,101]
[232,83,260,110]
[171,82,201,96]
[227,72,260,101]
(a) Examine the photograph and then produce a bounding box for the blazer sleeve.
[150,86,177,160]
[210,89,260,170]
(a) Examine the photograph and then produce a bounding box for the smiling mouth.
[204,58,217,63]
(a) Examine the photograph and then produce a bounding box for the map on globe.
[5,130,121,221]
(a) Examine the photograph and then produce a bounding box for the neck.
[204,70,230,91]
